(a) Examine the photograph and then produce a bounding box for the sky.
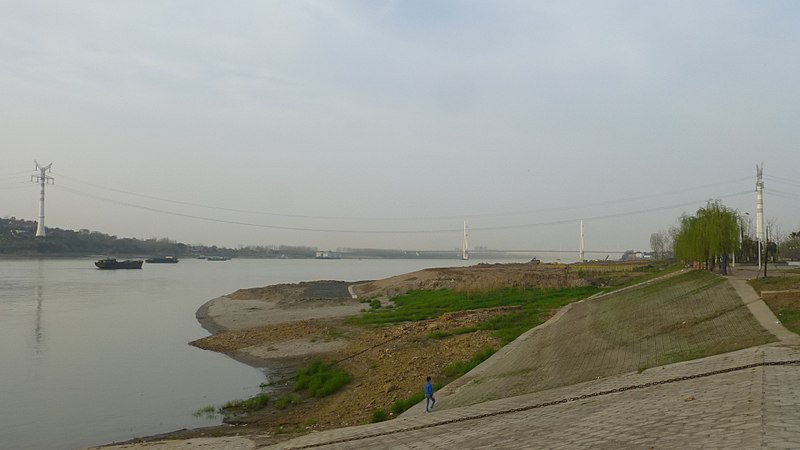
[2,0,799,254]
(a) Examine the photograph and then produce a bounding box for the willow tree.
[673,200,740,275]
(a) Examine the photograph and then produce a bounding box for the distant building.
[620,250,654,261]
[315,251,341,260]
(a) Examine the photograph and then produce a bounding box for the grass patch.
[443,347,496,378]
[370,409,389,423]
[274,394,301,410]
[391,392,426,415]
[748,276,800,295]
[773,308,800,335]
[350,286,598,326]
[193,404,217,419]
[748,275,800,335]
[349,264,678,345]
[219,393,270,415]
[294,360,352,397]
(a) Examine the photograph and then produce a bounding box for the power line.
[54,184,753,235]
[0,181,31,190]
[768,189,800,202]
[765,175,800,189]
[52,171,755,222]
[0,171,31,180]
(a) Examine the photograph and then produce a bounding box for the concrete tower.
[31,161,54,237]
[756,164,764,270]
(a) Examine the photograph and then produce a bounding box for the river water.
[0,257,505,450]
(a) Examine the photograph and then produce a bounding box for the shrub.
[370,409,389,423]
[391,392,426,415]
[294,360,352,397]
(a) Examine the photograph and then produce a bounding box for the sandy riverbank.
[93,261,594,449]
[192,280,367,368]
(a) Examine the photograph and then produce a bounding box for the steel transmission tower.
[31,161,54,237]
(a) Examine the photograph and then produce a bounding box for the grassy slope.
[439,270,777,409]
[749,273,800,335]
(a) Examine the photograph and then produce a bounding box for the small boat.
[206,256,231,261]
[145,256,179,263]
[95,258,144,270]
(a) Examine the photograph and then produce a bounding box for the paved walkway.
[268,271,800,449]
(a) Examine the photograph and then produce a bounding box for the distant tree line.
[0,218,315,258]
[781,230,800,261]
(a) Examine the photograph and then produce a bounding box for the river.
[0,257,514,450]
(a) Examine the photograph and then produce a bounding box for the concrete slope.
[425,270,775,411]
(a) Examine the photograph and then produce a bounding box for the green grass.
[218,393,270,415]
[749,275,800,335]
[747,274,800,335]
[773,308,800,335]
[370,409,389,423]
[192,404,217,419]
[274,394,301,410]
[391,392,426,415]
[349,286,599,343]
[293,360,352,397]
[748,276,800,295]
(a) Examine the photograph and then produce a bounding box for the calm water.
[0,257,499,450]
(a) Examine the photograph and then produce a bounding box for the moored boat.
[95,258,144,270]
[145,256,179,263]
[206,256,231,261]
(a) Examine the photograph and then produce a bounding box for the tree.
[650,232,665,259]
[673,200,740,275]
[781,232,800,261]
[650,230,671,259]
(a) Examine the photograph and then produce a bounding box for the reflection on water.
[34,259,44,354]
[0,257,511,450]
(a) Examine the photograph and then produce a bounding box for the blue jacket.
[424,381,434,397]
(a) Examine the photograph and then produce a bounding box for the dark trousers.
[425,395,436,411]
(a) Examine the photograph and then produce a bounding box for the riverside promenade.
[269,268,800,450]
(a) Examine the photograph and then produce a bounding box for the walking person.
[424,376,436,412]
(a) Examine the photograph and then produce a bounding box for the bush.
[294,361,352,397]
[391,392,426,415]
[370,409,389,423]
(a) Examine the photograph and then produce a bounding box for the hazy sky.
[2,1,799,254]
